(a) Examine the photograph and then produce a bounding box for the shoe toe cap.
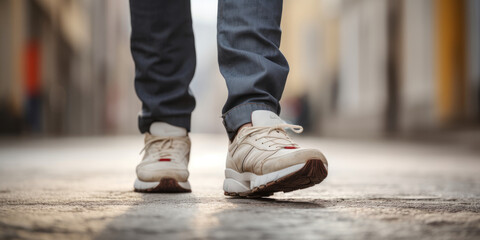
[261,148,327,175]
[136,162,189,182]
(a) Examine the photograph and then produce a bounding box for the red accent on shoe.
[158,158,171,162]
[284,146,297,149]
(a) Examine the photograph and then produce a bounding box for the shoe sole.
[134,178,191,193]
[224,159,327,198]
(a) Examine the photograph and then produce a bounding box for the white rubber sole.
[134,178,191,192]
[223,163,305,193]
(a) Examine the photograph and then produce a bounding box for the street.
[0,134,479,239]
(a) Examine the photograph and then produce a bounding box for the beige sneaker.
[223,110,328,197]
[134,122,191,193]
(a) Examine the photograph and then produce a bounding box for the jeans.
[130,0,288,140]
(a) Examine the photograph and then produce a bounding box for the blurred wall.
[0,0,137,135]
[0,0,479,137]
[280,0,480,137]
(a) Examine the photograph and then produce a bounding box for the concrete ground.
[0,134,479,240]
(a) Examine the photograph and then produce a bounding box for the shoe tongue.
[251,110,286,127]
[149,122,187,137]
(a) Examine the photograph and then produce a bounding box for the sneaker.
[223,110,328,197]
[134,122,191,193]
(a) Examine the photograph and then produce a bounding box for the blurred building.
[0,0,479,138]
[281,0,480,137]
[0,0,137,135]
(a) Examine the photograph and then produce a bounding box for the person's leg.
[218,0,328,197]
[130,0,195,193]
[217,0,289,140]
[130,0,196,133]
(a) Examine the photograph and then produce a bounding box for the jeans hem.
[222,102,277,140]
[138,115,191,133]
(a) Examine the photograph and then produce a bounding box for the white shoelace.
[241,123,304,149]
[140,136,189,160]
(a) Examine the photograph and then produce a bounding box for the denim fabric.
[130,0,288,140]
[217,0,289,140]
[130,0,196,132]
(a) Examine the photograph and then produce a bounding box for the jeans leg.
[217,0,289,140]
[130,0,196,133]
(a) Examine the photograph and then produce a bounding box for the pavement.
[0,134,479,240]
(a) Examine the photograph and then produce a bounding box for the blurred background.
[0,0,479,143]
